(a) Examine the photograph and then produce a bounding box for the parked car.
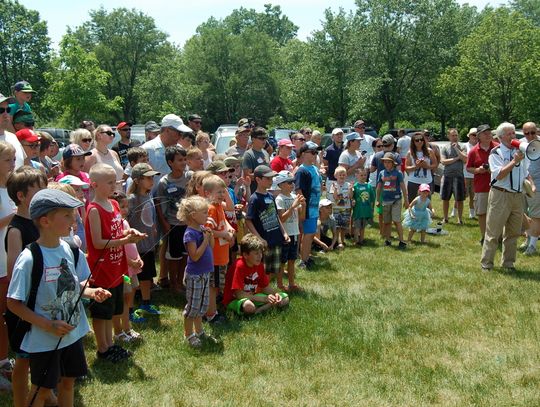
[212,124,237,144]
[268,128,296,150]
[36,127,71,148]
[214,132,237,155]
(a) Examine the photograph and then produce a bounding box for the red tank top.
[85,200,127,288]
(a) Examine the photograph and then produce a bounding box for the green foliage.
[266,116,324,134]
[511,0,540,25]
[379,120,416,136]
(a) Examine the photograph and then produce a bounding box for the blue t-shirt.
[183,226,213,275]
[377,169,404,203]
[295,164,321,219]
[7,241,90,353]
[246,192,284,247]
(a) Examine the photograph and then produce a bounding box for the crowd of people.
[0,80,538,406]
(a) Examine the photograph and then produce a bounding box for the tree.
[0,0,50,106]
[73,7,168,122]
[511,0,540,25]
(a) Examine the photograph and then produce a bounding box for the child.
[47,183,84,249]
[55,144,92,184]
[58,175,89,251]
[376,152,409,248]
[5,166,49,406]
[156,146,190,292]
[351,168,376,246]
[86,163,145,362]
[328,166,352,249]
[313,199,338,251]
[177,196,215,348]
[403,183,434,243]
[275,171,304,291]
[127,163,161,316]
[110,191,144,340]
[124,147,148,193]
[186,170,212,197]
[186,147,204,173]
[223,234,289,315]
[15,129,46,173]
[7,189,110,406]
[203,175,235,324]
[245,165,289,279]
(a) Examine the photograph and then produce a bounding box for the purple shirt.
[183,226,213,275]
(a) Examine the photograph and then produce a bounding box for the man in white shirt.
[0,93,25,168]
[353,119,376,155]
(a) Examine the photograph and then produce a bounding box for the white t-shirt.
[329,181,351,210]
[338,149,362,183]
[7,241,91,352]
[275,193,300,237]
[397,136,411,156]
[0,187,16,278]
[463,142,476,179]
[0,131,25,169]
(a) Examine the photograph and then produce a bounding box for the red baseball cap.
[16,129,40,143]
[117,121,132,129]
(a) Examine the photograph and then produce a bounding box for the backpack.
[4,242,79,353]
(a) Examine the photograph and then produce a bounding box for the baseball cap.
[207,160,234,174]
[16,129,40,143]
[274,170,295,185]
[13,81,37,94]
[161,114,192,133]
[144,121,160,132]
[188,114,201,121]
[381,152,398,165]
[62,144,92,160]
[382,134,395,145]
[354,119,365,128]
[13,111,34,125]
[223,156,241,167]
[236,125,251,134]
[59,175,90,189]
[0,93,9,105]
[345,132,362,142]
[477,124,491,134]
[419,183,431,193]
[278,139,294,148]
[117,121,132,130]
[132,163,161,178]
[467,127,478,136]
[298,141,321,156]
[253,165,277,178]
[30,189,83,220]
[331,128,344,135]
[319,198,333,208]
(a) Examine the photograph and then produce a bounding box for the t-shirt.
[338,150,362,183]
[156,172,190,226]
[7,240,91,352]
[466,142,498,193]
[183,226,213,275]
[242,148,270,192]
[328,181,351,210]
[441,143,464,177]
[295,164,321,219]
[206,203,230,266]
[127,194,158,253]
[8,101,31,116]
[0,188,16,278]
[225,144,247,159]
[371,151,401,179]
[112,141,135,169]
[463,142,476,179]
[270,155,293,173]
[85,200,126,289]
[352,182,376,219]
[397,136,411,156]
[377,169,403,203]
[275,193,300,236]
[246,192,284,247]
[223,257,269,305]
[319,215,337,237]
[323,142,343,181]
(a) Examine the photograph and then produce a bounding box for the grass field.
[2,195,539,406]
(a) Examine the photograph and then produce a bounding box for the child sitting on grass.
[351,168,375,246]
[224,234,289,315]
[313,199,338,252]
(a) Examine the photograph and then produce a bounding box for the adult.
[466,124,497,244]
[225,124,250,158]
[396,128,410,172]
[83,124,125,190]
[405,132,438,203]
[339,132,366,183]
[70,128,94,152]
[187,114,202,133]
[291,132,306,160]
[270,139,294,173]
[353,119,376,156]
[371,134,400,181]
[195,132,215,169]
[463,128,478,218]
[242,126,270,194]
[322,128,344,186]
[79,120,95,133]
[112,121,134,168]
[0,93,24,168]
[299,127,313,142]
[8,81,35,116]
[522,121,540,255]
[481,122,532,271]
[144,121,160,142]
[440,128,467,224]
[311,130,322,147]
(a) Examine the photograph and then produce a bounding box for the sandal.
[185,333,202,348]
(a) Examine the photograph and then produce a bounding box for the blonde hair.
[186,147,202,159]
[0,140,16,158]
[93,124,112,144]
[177,195,208,223]
[70,128,93,148]
[195,132,210,145]
[202,174,226,194]
[47,182,77,198]
[187,170,212,197]
[334,166,347,176]
[89,163,116,182]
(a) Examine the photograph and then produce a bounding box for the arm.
[7,298,74,336]
[83,153,97,173]
[155,197,170,233]
[0,213,14,229]
[493,151,525,181]
[404,152,417,172]
[6,227,22,281]
[428,149,438,170]
[88,207,142,249]
[185,232,211,262]
[400,181,409,208]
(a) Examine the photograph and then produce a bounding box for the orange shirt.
[206,203,230,266]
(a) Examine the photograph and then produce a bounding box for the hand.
[125,229,147,244]
[48,320,74,337]
[267,294,280,305]
[477,166,488,174]
[236,177,245,187]
[403,200,409,209]
[514,151,525,164]
[283,233,290,243]
[91,288,112,303]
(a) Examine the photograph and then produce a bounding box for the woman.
[83,124,125,190]
[70,128,94,152]
[195,132,215,169]
[405,132,438,203]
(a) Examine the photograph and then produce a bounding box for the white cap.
[161,114,192,133]
[332,128,344,135]
[319,198,333,208]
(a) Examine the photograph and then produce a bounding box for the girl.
[177,196,215,348]
[111,191,144,341]
[195,132,215,170]
[56,144,92,204]
[186,170,212,197]
[403,183,434,244]
[127,163,161,316]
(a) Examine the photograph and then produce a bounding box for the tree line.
[1,0,539,137]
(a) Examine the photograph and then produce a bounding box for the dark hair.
[166,145,187,168]
[127,147,148,165]
[79,120,94,129]
[109,190,127,204]
[7,166,48,205]
[371,139,380,148]
[410,132,429,160]
[37,131,54,152]
[250,127,267,139]
[239,233,267,255]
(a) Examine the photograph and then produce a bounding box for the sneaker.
[469,209,476,219]
[398,241,407,249]
[197,331,219,344]
[127,329,143,340]
[109,344,132,359]
[298,260,308,269]
[205,313,227,325]
[0,359,14,380]
[384,240,392,246]
[519,241,531,251]
[129,309,147,323]
[481,266,492,273]
[185,333,202,348]
[138,304,162,315]
[524,246,536,256]
[306,257,315,267]
[114,331,132,343]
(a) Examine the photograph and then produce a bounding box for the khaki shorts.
[474,192,489,215]
[382,199,402,223]
[526,190,540,218]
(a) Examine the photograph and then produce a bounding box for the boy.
[203,175,235,324]
[223,234,289,315]
[7,189,110,407]
[352,168,376,246]
[85,164,145,362]
[376,152,408,248]
[155,146,190,293]
[186,147,204,173]
[8,81,35,117]
[124,147,148,193]
[328,166,352,249]
[275,171,304,291]
[245,165,290,279]
[313,199,338,251]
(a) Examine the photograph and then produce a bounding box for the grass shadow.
[499,268,540,282]
[89,357,147,384]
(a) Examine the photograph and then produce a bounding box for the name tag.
[384,181,391,187]
[167,186,178,194]
[264,198,273,204]
[257,157,264,164]
[44,267,61,282]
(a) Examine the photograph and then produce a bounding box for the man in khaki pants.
[481,122,534,271]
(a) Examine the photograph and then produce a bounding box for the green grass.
[2,195,540,406]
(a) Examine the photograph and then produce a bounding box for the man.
[396,128,410,172]
[299,127,313,142]
[467,125,498,244]
[112,121,134,168]
[481,122,533,271]
[242,126,270,195]
[322,128,344,186]
[0,93,25,168]
[79,120,95,133]
[187,114,202,133]
[440,128,467,224]
[225,124,250,158]
[522,121,540,255]
[371,134,399,180]
[353,119,376,155]
[144,121,160,142]
[463,128,478,219]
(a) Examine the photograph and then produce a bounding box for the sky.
[20,0,507,49]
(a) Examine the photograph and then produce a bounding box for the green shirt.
[352,182,375,219]
[8,101,32,116]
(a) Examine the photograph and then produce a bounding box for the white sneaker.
[114,331,132,342]
[127,329,142,340]
[469,209,475,219]
[524,246,536,256]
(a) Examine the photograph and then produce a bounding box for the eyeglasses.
[22,143,40,149]
[375,145,383,149]
[100,131,114,136]
[295,138,306,142]
[119,128,131,132]
[524,131,537,136]
[253,136,268,140]
[81,138,92,143]
[0,107,11,114]
[414,139,424,142]
[382,143,391,147]
[355,125,366,129]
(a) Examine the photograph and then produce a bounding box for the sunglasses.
[295,138,306,142]
[191,120,202,124]
[375,145,383,148]
[414,138,424,142]
[22,143,40,149]
[0,107,11,114]
[100,131,115,136]
[304,131,312,135]
[524,131,537,136]
[119,128,131,132]
[382,143,391,147]
[81,138,92,143]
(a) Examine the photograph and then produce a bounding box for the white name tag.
[44,267,61,282]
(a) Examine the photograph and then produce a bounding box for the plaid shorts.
[333,209,351,228]
[264,246,282,274]
[210,265,227,290]
[183,273,210,318]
